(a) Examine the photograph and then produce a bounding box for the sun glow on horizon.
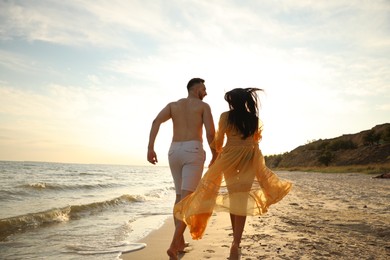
[0,1,389,165]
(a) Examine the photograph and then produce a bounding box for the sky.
[0,0,389,166]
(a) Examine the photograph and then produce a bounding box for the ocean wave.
[0,206,71,241]
[18,182,120,191]
[0,189,29,199]
[0,194,145,241]
[70,194,145,216]
[144,187,174,198]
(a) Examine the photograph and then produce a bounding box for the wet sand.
[121,171,390,259]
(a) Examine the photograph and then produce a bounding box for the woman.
[169,88,292,259]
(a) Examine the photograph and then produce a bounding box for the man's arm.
[202,103,217,166]
[147,104,171,164]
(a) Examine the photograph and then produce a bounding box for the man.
[147,78,217,259]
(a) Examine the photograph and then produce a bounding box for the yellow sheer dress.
[173,111,292,240]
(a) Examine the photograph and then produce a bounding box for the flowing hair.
[224,88,263,139]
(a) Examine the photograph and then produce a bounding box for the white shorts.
[168,141,205,194]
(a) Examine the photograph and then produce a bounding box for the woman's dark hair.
[187,78,205,91]
[224,88,263,139]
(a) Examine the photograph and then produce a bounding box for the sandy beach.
[121,171,389,260]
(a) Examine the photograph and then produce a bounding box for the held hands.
[208,158,216,168]
[208,151,219,167]
[147,148,158,164]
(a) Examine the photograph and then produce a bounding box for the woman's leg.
[229,214,246,259]
[230,213,235,233]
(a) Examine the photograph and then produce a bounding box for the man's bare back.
[170,98,207,142]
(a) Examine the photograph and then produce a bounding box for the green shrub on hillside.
[382,126,390,142]
[318,151,334,166]
[363,130,381,145]
[328,139,357,151]
[264,154,283,168]
[317,141,330,150]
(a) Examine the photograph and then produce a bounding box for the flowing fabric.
[173,112,292,240]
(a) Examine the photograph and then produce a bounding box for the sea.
[0,161,175,260]
[1,161,389,259]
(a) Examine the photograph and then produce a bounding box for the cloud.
[0,83,152,149]
[0,1,151,48]
[0,0,389,163]
[87,75,101,85]
[0,50,38,73]
[376,104,390,111]
[1,1,388,48]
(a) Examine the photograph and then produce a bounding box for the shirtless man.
[147,78,217,259]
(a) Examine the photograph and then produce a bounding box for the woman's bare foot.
[229,243,240,260]
[177,236,185,252]
[167,247,178,260]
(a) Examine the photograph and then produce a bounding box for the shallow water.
[0,161,175,259]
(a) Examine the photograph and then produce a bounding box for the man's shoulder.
[169,99,212,113]
[167,99,184,106]
[200,100,210,106]
[175,98,209,106]
[171,98,187,104]
[197,99,211,106]
[197,100,212,111]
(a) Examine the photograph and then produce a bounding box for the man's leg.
[173,194,181,228]
[168,143,184,254]
[167,189,193,259]
[168,141,204,258]
[172,194,187,252]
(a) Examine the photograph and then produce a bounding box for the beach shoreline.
[0,162,176,260]
[121,171,389,260]
[120,212,237,260]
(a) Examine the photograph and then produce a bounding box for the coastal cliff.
[265,123,390,169]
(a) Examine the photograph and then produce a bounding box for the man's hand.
[147,149,158,164]
[207,149,218,167]
[208,159,215,167]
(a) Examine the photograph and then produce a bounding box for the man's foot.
[167,248,178,260]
